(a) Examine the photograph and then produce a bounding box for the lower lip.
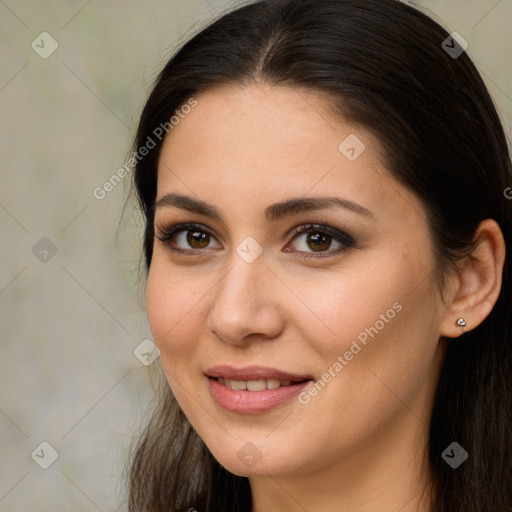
[207,377,312,414]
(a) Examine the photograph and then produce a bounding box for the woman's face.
[147,83,447,479]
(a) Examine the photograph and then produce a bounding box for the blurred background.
[0,1,510,510]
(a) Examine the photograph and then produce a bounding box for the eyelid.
[284,223,355,259]
[287,223,354,246]
[154,222,220,252]
[154,221,355,257]
[154,222,213,241]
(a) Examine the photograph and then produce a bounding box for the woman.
[127,0,512,510]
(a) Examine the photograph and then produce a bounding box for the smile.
[216,377,298,390]
[205,366,314,414]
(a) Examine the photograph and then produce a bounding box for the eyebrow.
[154,193,373,222]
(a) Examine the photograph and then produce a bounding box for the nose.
[206,250,284,346]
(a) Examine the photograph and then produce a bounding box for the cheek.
[322,276,439,423]
[291,250,440,401]
[283,261,405,359]
[146,260,207,363]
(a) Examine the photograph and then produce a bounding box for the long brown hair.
[128,1,512,510]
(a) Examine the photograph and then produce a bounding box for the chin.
[205,438,305,479]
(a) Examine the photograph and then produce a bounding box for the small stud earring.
[456,318,466,328]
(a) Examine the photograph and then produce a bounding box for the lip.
[205,365,314,414]
[205,365,314,382]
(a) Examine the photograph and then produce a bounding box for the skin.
[146,83,505,512]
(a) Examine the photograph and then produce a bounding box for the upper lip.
[205,365,314,382]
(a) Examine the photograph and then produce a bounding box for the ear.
[440,219,506,338]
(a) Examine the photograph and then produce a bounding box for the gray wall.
[0,1,510,510]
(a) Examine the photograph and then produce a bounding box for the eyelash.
[154,222,355,260]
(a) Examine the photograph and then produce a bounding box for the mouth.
[205,364,314,383]
[205,365,314,413]
[212,376,310,391]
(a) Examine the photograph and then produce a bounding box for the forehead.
[162,83,351,151]
[158,84,375,180]
[155,83,423,226]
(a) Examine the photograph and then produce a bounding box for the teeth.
[246,379,266,391]
[217,377,297,391]
[230,379,246,390]
[266,379,281,389]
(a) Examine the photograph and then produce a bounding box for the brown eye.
[185,230,211,249]
[304,232,333,252]
[155,223,221,254]
[290,230,340,254]
[286,223,355,259]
